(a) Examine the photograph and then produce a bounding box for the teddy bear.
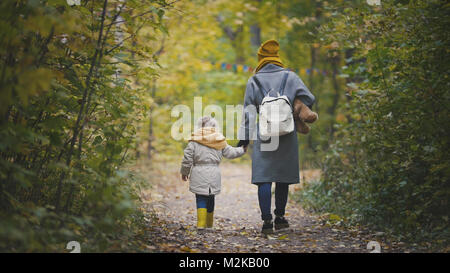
[293,98,318,134]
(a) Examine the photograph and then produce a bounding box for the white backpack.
[253,71,294,138]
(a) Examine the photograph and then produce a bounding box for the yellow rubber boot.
[206,212,214,228]
[197,208,207,229]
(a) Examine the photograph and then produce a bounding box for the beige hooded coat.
[180,141,245,196]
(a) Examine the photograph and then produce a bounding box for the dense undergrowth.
[0,0,171,252]
[297,0,449,249]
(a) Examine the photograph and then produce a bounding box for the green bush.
[298,0,450,246]
[0,0,169,252]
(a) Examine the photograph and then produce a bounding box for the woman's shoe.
[274,216,289,230]
[261,220,274,234]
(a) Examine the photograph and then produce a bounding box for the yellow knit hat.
[256,39,284,72]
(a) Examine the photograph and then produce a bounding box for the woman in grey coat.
[238,40,315,234]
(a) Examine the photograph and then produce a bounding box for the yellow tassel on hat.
[197,208,207,229]
[206,212,214,228]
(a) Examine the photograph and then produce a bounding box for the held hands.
[237,140,249,153]
[237,140,249,147]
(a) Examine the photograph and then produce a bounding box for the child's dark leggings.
[195,194,215,213]
[257,182,289,221]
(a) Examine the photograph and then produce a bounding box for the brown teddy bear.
[293,98,318,134]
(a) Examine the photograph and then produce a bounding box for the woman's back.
[246,64,315,110]
[239,63,315,184]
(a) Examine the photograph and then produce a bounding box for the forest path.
[139,161,408,253]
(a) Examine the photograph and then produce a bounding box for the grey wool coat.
[181,142,245,196]
[238,64,315,184]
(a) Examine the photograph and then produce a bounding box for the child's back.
[181,140,244,195]
[180,116,246,229]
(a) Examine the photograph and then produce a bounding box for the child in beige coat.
[180,116,246,229]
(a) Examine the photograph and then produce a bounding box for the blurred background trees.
[145,0,345,164]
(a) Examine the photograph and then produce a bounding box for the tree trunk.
[250,24,261,47]
[250,0,262,47]
[147,78,157,159]
[307,45,317,152]
[328,54,341,138]
[54,0,108,212]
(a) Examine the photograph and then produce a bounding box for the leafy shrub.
[298,0,450,246]
[0,0,169,252]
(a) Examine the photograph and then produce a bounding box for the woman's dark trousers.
[257,182,289,221]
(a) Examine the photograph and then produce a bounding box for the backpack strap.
[252,75,268,97]
[279,71,289,96]
[254,70,289,97]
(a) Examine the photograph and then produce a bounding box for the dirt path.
[140,161,410,253]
